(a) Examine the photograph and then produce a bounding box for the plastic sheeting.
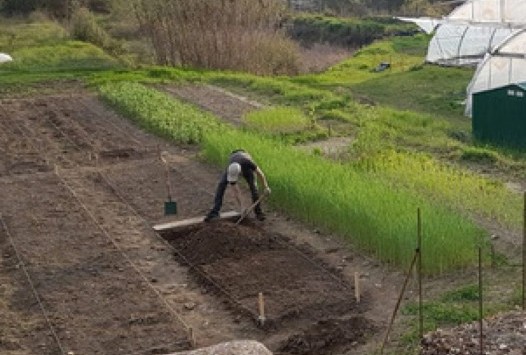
[398,1,526,65]
[465,29,526,116]
[396,16,443,34]
[426,24,516,65]
[448,0,526,25]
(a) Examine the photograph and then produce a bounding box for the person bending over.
[204,149,271,222]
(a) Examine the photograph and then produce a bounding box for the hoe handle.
[158,150,173,201]
[236,194,266,225]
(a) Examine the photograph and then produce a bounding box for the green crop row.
[98,82,222,144]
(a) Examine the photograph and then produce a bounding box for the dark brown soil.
[161,221,375,353]
[277,318,377,355]
[0,94,192,355]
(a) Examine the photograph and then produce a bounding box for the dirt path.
[0,89,405,355]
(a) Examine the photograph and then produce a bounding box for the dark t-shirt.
[229,150,257,175]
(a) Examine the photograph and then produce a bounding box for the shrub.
[70,6,124,55]
[70,7,109,48]
[250,33,300,76]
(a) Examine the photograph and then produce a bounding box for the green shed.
[472,82,526,148]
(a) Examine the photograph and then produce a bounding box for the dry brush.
[131,0,299,75]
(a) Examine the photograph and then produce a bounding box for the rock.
[184,302,196,310]
[167,340,272,355]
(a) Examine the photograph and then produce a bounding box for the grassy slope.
[0,19,120,88]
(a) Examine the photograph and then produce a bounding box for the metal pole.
[418,208,423,340]
[379,251,419,354]
[478,247,484,355]
[523,191,526,310]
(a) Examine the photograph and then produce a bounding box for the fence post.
[523,191,526,311]
[379,251,419,354]
[478,247,484,355]
[418,208,423,340]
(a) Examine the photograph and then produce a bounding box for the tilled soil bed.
[161,222,376,354]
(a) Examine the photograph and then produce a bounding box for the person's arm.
[255,167,271,195]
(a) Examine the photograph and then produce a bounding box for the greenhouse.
[465,29,526,116]
[426,24,516,66]
[399,0,526,65]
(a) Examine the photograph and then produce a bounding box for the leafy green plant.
[98,82,222,144]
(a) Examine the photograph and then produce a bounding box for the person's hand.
[264,186,271,195]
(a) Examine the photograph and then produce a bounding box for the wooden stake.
[354,272,361,303]
[258,292,266,326]
[187,327,196,348]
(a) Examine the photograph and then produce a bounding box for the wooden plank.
[153,211,241,231]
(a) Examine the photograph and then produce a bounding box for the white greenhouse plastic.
[448,0,526,25]
[396,16,443,34]
[426,23,516,65]
[465,29,526,116]
[399,0,526,65]
[427,0,526,65]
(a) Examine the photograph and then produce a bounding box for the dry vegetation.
[131,0,300,75]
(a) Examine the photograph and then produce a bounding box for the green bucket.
[164,200,177,215]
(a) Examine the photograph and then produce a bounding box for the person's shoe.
[256,213,266,221]
[204,213,219,222]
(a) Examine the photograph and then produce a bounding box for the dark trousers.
[209,171,262,216]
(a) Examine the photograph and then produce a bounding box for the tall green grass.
[99,82,486,274]
[355,150,523,230]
